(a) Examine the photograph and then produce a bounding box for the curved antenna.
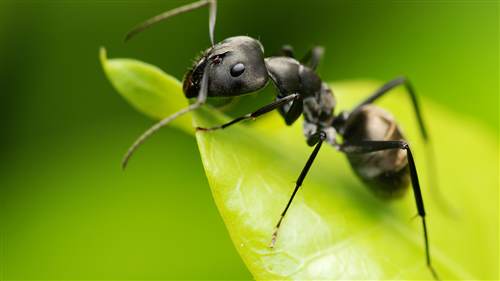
[208,0,217,45]
[125,0,217,45]
[122,67,210,169]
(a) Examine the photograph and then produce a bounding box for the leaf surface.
[100,51,498,280]
[100,48,191,132]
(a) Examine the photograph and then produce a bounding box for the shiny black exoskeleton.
[121,1,439,279]
[182,36,337,147]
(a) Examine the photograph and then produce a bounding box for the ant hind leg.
[349,77,455,215]
[339,140,440,280]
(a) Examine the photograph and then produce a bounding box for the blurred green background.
[0,0,498,279]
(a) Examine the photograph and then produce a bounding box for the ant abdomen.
[343,105,410,198]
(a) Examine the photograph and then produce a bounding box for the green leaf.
[99,47,191,133]
[100,52,498,280]
[193,91,497,280]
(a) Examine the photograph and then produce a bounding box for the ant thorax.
[303,122,337,146]
[302,82,337,146]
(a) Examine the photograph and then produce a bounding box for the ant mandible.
[122,0,439,279]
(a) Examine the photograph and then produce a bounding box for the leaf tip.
[99,47,108,69]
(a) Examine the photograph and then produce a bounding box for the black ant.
[122,0,439,279]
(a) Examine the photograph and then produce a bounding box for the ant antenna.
[125,0,217,46]
[121,67,210,169]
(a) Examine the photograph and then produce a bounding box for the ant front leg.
[339,140,440,280]
[196,93,300,131]
[277,92,303,126]
[122,67,210,169]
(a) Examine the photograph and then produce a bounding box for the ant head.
[183,36,269,98]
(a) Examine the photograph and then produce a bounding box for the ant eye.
[230,63,245,77]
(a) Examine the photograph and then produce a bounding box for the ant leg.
[339,140,440,280]
[281,45,324,70]
[281,45,295,58]
[278,94,303,126]
[300,46,324,70]
[270,131,326,248]
[122,66,210,169]
[350,76,427,140]
[349,77,453,215]
[196,93,300,131]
